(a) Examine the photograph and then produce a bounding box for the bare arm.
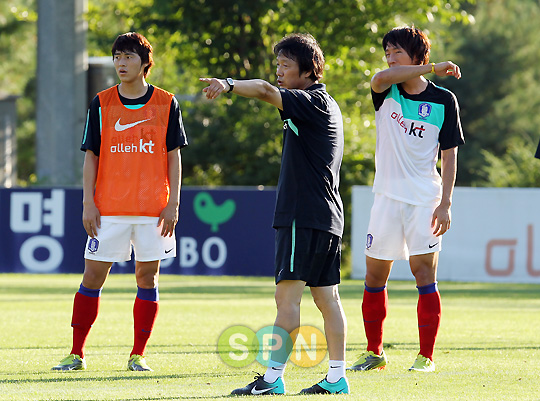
[158,147,181,237]
[199,78,283,110]
[431,146,458,237]
[371,62,462,93]
[82,150,100,238]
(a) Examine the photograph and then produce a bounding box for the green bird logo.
[193,192,236,232]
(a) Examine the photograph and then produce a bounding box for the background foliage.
[83,0,473,255]
[0,0,37,183]
[83,0,472,189]
[3,0,540,258]
[434,0,540,187]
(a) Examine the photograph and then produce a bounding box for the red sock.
[362,285,388,355]
[70,289,100,358]
[131,296,159,356]
[417,284,441,360]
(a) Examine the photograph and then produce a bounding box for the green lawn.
[1,274,539,400]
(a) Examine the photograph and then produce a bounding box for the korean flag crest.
[418,103,432,119]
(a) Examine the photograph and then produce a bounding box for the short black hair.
[382,26,431,65]
[273,33,325,81]
[112,32,154,77]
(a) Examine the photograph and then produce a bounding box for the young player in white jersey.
[348,26,464,373]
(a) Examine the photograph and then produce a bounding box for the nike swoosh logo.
[429,243,439,248]
[251,386,278,395]
[115,118,151,131]
[165,248,174,254]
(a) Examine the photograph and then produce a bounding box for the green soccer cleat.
[409,354,435,372]
[347,350,387,371]
[299,376,349,395]
[230,373,285,396]
[127,354,153,371]
[51,354,86,371]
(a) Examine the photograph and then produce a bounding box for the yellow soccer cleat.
[347,350,387,371]
[409,354,435,372]
[52,354,86,371]
[127,354,153,371]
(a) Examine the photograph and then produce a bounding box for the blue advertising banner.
[0,187,276,276]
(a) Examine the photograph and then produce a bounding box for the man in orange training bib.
[52,32,188,372]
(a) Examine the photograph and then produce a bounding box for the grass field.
[1,274,539,401]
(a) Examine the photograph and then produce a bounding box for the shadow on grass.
[3,371,298,400]
[0,343,218,352]
[25,392,274,401]
[0,370,242,385]
[19,372,301,401]
[346,341,540,352]
[130,395,304,400]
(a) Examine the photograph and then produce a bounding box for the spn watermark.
[217,325,327,368]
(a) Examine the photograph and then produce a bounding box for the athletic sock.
[131,286,159,357]
[417,282,441,360]
[362,284,388,355]
[326,360,346,383]
[263,362,286,383]
[70,284,101,358]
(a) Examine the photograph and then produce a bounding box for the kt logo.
[408,122,425,138]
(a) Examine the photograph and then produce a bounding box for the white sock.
[326,360,346,383]
[263,362,286,383]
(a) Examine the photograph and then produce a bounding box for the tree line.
[3,0,540,261]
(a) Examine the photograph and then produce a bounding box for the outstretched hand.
[433,61,461,79]
[200,77,228,100]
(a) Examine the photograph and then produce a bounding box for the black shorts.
[275,225,342,287]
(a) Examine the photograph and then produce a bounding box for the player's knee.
[135,261,159,287]
[412,267,436,287]
[274,293,301,315]
[365,271,388,288]
[82,261,111,288]
[311,287,340,313]
[136,274,158,289]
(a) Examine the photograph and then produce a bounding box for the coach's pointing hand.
[200,77,228,100]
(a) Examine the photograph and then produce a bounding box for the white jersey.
[372,82,464,206]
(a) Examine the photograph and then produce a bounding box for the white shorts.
[84,216,176,262]
[365,194,442,261]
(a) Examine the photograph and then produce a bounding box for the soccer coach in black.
[200,33,349,395]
